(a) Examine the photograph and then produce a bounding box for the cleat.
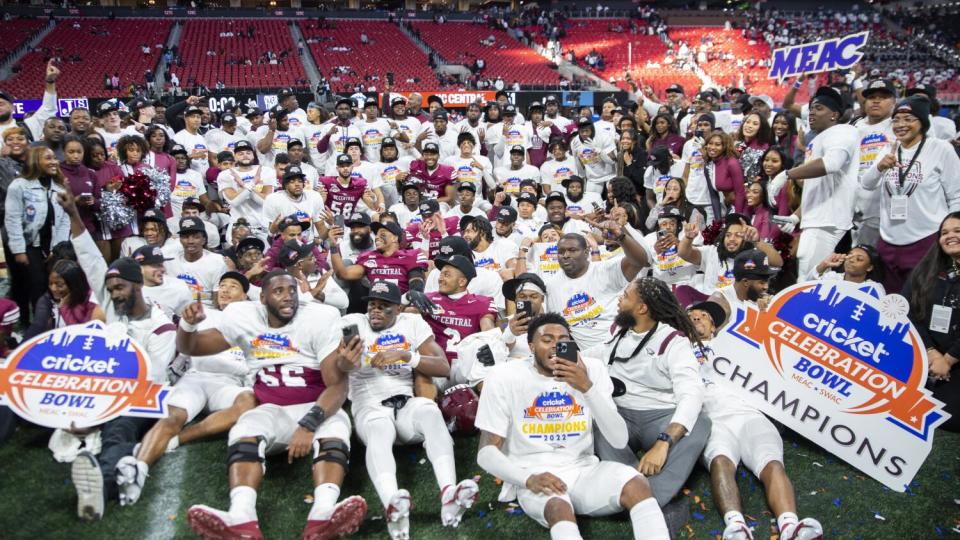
[301,495,367,540]
[722,520,754,540]
[440,479,479,527]
[71,451,105,521]
[781,517,824,540]
[187,504,263,540]
[386,489,411,540]
[116,455,149,506]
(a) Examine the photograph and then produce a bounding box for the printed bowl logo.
[174,179,197,197]
[362,129,383,145]
[525,391,583,421]
[563,292,602,327]
[538,244,559,273]
[0,322,168,429]
[251,333,298,360]
[367,333,410,371]
[729,282,945,437]
[474,256,498,270]
[579,148,599,165]
[553,167,572,182]
[521,390,587,444]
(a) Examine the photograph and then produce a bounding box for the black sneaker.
[71,451,105,521]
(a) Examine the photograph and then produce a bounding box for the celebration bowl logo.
[0,322,168,429]
[524,391,583,421]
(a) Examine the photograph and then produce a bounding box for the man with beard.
[256,105,306,168]
[58,189,177,521]
[475,313,669,540]
[525,102,560,167]
[461,215,518,276]
[587,277,709,534]
[133,244,194,320]
[358,100,391,163]
[409,142,457,208]
[233,236,267,283]
[544,220,652,350]
[174,105,211,177]
[337,280,479,539]
[179,270,367,539]
[0,60,60,149]
[316,97,362,167]
[377,137,413,207]
[339,211,374,263]
[217,140,276,240]
[423,110,458,159]
[677,213,783,295]
[323,137,383,213]
[560,175,603,217]
[387,181,423,228]
[32,117,67,160]
[168,197,221,250]
[164,217,229,308]
[303,102,328,169]
[68,107,94,138]
[329,219,427,294]
[318,154,378,218]
[543,191,592,236]
[264,166,326,242]
[386,95,422,159]
[115,271,257,508]
[278,88,308,128]
[494,145,540,196]
[706,249,777,322]
[542,95,571,131]
[441,132,495,192]
[168,144,207,218]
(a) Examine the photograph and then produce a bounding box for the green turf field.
[0,424,958,540]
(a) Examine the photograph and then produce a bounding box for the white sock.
[777,512,799,531]
[228,486,258,522]
[630,498,668,540]
[166,435,180,453]
[724,510,746,527]
[549,521,582,540]
[309,483,340,521]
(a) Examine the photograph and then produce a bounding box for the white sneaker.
[116,455,148,506]
[165,435,180,454]
[722,520,754,540]
[386,489,411,540]
[781,517,824,540]
[440,479,479,527]
[71,451,104,521]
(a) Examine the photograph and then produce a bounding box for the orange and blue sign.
[0,322,169,429]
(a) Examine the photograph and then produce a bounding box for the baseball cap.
[184,105,203,117]
[233,140,254,153]
[862,79,897,98]
[105,257,143,284]
[221,113,237,124]
[233,217,251,228]
[390,95,407,106]
[811,86,845,113]
[695,91,716,103]
[96,101,118,117]
[400,180,422,193]
[286,139,304,149]
[894,97,931,133]
[427,95,444,106]
[433,109,448,121]
[371,221,404,238]
[748,94,774,110]
[381,136,397,148]
[906,83,936,99]
[141,209,166,225]
[244,106,263,118]
[216,150,235,163]
[306,101,323,111]
[169,144,188,156]
[502,272,547,302]
[519,178,538,191]
[503,104,517,116]
[666,84,685,95]
[422,142,440,154]
[496,205,518,223]
[437,235,471,258]
[419,199,440,216]
[345,212,371,227]
[345,137,362,149]
[457,181,477,193]
[334,154,352,167]
[576,116,592,128]
[283,165,306,183]
[132,245,172,266]
[648,146,671,167]
[658,205,685,223]
[687,300,726,329]
[179,217,207,236]
[277,240,309,267]
[544,94,559,103]
[220,271,250,293]
[128,97,151,113]
[561,175,585,189]
[236,236,265,256]
[528,101,544,112]
[270,104,289,119]
[516,192,538,206]
[509,145,525,155]
[364,280,403,304]
[544,191,566,205]
[435,254,477,281]
[182,197,205,213]
[336,96,354,108]
[278,213,310,231]
[278,88,296,99]
[733,249,778,280]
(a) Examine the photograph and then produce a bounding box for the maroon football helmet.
[440,385,479,434]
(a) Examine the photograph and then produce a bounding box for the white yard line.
[144,447,187,539]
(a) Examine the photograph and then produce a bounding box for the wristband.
[297,405,326,432]
[178,318,198,332]
[407,351,421,369]
[793,80,802,89]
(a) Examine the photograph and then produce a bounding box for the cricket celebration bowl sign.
[709,282,950,492]
[0,321,170,429]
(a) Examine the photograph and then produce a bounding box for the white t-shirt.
[184,308,249,379]
[475,356,614,470]
[164,251,229,307]
[681,138,709,205]
[170,169,206,217]
[378,157,414,189]
[262,190,325,242]
[800,123,859,230]
[96,126,139,159]
[340,313,434,410]
[644,163,686,204]
[302,122,329,168]
[494,164,540,195]
[443,155,494,189]
[854,117,894,223]
[254,126,306,166]
[216,166,278,230]
[545,258,629,350]
[142,276,194,319]
[358,118,393,162]
[173,129,210,176]
[696,245,735,294]
[932,115,958,141]
[204,128,246,155]
[540,156,578,190]
[570,131,616,186]
[472,239,520,271]
[560,192,603,217]
[644,231,700,287]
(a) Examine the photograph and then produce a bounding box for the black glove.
[406,290,438,314]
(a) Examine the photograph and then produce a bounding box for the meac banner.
[768,32,869,83]
[0,321,170,429]
[708,281,949,492]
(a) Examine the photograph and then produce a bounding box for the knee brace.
[312,439,350,472]
[227,438,266,468]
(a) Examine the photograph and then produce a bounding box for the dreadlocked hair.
[615,277,705,353]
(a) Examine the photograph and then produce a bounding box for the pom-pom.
[142,167,171,210]
[700,219,724,246]
[100,191,136,231]
[771,229,793,263]
[118,171,157,214]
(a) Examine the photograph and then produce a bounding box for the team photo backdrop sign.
[768,31,869,83]
[709,282,949,492]
[0,321,169,429]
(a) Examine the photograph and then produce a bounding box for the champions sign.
[0,322,169,429]
[709,282,949,491]
[768,32,869,83]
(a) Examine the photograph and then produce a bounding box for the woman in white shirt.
[861,96,960,293]
[807,245,886,296]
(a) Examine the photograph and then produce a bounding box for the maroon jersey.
[409,160,457,200]
[355,248,428,293]
[424,292,498,363]
[318,175,368,216]
[404,216,461,259]
[254,365,327,406]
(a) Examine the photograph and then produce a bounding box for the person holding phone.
[337,281,478,538]
[502,273,546,359]
[476,313,669,539]
[588,277,710,532]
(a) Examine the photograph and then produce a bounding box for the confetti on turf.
[812,462,824,468]
[833,497,842,507]
[419,458,426,465]
[473,475,482,483]
[478,511,486,518]
[935,526,944,536]
[370,515,382,521]
[485,521,493,529]
[304,495,314,504]
[169,514,176,521]
[874,513,885,521]
[954,499,960,505]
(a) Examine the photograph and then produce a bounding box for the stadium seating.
[0,18,46,63]
[411,21,561,86]
[172,20,306,89]
[0,18,171,99]
[299,20,435,92]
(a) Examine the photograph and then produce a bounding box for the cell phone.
[386,72,394,85]
[334,215,345,228]
[556,340,578,363]
[477,344,495,367]
[657,229,668,239]
[342,324,359,344]
[591,201,602,212]
[516,300,533,318]
[694,129,704,139]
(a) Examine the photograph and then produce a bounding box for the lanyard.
[608,322,658,365]
[895,136,926,195]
